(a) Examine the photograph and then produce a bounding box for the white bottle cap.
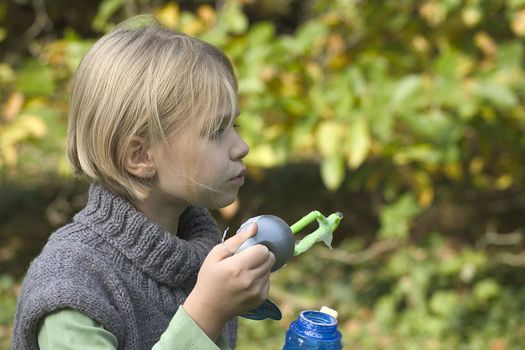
[320,306,338,320]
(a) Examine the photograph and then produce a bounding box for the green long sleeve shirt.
[38,306,231,350]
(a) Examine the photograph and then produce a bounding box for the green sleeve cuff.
[37,307,231,350]
[152,306,231,350]
[38,309,118,350]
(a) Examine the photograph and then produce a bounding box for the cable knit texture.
[13,184,237,349]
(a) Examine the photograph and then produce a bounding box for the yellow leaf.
[444,162,462,180]
[23,115,48,138]
[183,19,205,36]
[305,62,322,81]
[462,7,481,27]
[474,31,497,58]
[418,187,434,208]
[246,144,279,167]
[469,157,484,175]
[346,117,370,169]
[412,35,430,54]
[321,155,345,191]
[2,145,17,167]
[419,1,446,27]
[495,175,512,190]
[197,5,216,27]
[156,3,179,29]
[414,171,434,208]
[511,10,525,36]
[316,121,343,157]
[3,92,24,121]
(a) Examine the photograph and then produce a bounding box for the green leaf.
[497,42,523,70]
[433,49,465,80]
[16,60,55,96]
[247,22,275,45]
[430,291,460,317]
[390,75,422,111]
[347,67,367,98]
[474,81,518,108]
[320,155,345,191]
[291,20,328,55]
[473,278,501,303]
[509,0,525,9]
[66,39,95,72]
[379,194,421,239]
[219,2,248,34]
[92,0,123,32]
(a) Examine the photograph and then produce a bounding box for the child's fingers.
[235,245,275,271]
[212,223,258,261]
[249,250,275,278]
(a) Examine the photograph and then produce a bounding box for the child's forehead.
[213,102,240,123]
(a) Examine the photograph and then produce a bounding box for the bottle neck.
[294,310,338,339]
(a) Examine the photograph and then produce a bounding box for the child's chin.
[199,191,238,210]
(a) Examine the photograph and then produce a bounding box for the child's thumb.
[215,223,258,260]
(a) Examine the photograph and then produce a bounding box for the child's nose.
[230,134,249,160]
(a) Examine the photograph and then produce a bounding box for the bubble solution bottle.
[282,307,343,349]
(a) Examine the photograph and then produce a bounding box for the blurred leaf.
[219,1,248,34]
[379,194,421,239]
[320,155,345,191]
[92,0,124,32]
[511,9,525,36]
[246,144,280,167]
[316,120,343,157]
[474,81,518,108]
[393,144,443,165]
[65,37,95,72]
[430,290,460,317]
[16,61,55,97]
[474,278,501,303]
[290,20,328,55]
[346,117,370,169]
[156,3,179,29]
[390,75,422,111]
[247,22,275,45]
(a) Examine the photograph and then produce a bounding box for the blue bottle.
[282,309,343,349]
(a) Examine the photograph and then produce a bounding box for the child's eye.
[211,123,239,139]
[210,127,227,139]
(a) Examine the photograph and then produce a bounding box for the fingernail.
[237,216,260,233]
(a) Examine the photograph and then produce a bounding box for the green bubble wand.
[291,211,343,256]
[238,210,343,321]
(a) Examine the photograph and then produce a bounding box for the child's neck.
[133,188,187,235]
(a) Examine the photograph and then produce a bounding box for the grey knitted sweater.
[13,184,237,349]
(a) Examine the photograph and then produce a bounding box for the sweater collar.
[73,184,221,288]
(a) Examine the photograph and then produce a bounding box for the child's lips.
[229,169,246,183]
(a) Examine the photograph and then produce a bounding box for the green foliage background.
[1,0,525,349]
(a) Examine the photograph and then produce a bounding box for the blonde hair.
[67,16,238,201]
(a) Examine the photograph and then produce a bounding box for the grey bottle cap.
[235,215,294,272]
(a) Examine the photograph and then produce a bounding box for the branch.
[315,238,400,265]
[24,0,52,45]
[495,251,525,267]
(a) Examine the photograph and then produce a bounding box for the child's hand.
[183,223,276,341]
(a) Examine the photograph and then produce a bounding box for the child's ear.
[123,136,155,178]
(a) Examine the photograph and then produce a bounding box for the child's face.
[152,116,249,209]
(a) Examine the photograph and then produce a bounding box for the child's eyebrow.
[217,109,241,122]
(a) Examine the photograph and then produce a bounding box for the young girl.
[13,16,275,350]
